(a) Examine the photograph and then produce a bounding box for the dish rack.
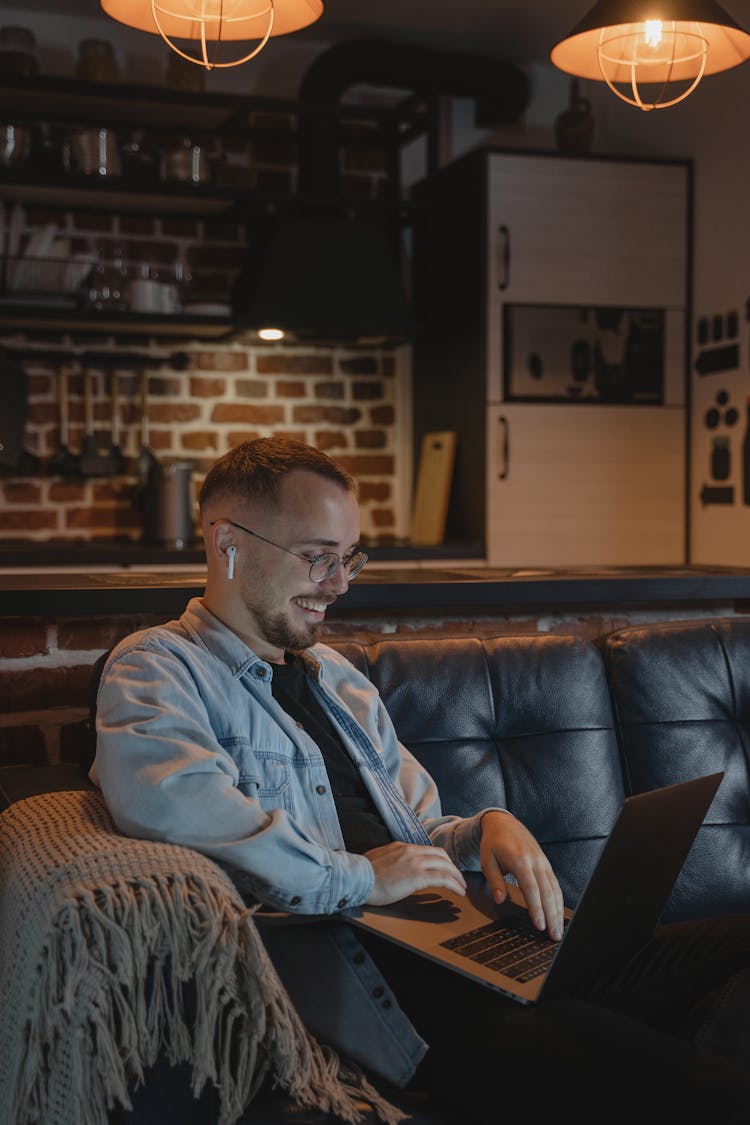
[0,252,96,304]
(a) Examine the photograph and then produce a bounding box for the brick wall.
[1,343,403,542]
[0,602,742,773]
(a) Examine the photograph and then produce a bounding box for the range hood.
[231,215,418,346]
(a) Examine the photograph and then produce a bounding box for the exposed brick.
[148,403,202,423]
[201,219,244,242]
[292,405,360,425]
[315,431,349,451]
[148,377,181,396]
[161,217,200,238]
[355,429,387,449]
[26,205,65,225]
[128,239,175,265]
[271,430,307,443]
[0,619,49,658]
[58,617,135,652]
[370,405,395,425]
[147,430,174,451]
[27,373,53,395]
[314,382,345,400]
[0,725,47,766]
[340,356,378,376]
[192,352,249,372]
[334,454,394,475]
[382,356,396,377]
[357,481,391,502]
[257,355,334,376]
[226,430,262,447]
[119,215,157,235]
[66,506,135,529]
[0,509,58,530]
[212,403,284,424]
[181,430,218,451]
[352,381,384,400]
[190,376,227,397]
[0,664,92,711]
[370,507,395,527]
[235,380,269,398]
[3,481,42,504]
[26,401,58,426]
[275,380,307,397]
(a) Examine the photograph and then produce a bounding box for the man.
[93,437,750,1124]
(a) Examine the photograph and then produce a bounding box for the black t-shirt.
[269,653,392,855]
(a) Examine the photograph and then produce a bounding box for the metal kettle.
[142,459,195,547]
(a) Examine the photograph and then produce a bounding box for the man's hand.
[363,841,467,906]
[480,811,564,941]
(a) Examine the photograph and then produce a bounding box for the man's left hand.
[479,810,564,941]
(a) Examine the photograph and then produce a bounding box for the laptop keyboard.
[441,918,562,983]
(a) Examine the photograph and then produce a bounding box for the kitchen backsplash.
[0,341,402,544]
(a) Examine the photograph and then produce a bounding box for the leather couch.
[2,615,750,1123]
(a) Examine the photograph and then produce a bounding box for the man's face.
[232,469,361,660]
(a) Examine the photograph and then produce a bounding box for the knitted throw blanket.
[0,790,404,1125]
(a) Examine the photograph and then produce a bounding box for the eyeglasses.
[209,518,368,584]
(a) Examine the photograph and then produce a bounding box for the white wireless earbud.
[226,545,237,581]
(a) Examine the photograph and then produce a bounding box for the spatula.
[136,367,159,484]
[107,371,127,475]
[79,366,118,477]
[47,366,81,477]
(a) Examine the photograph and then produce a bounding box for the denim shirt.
[91,597,495,1084]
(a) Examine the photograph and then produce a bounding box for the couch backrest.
[603,617,750,921]
[331,633,623,911]
[332,620,750,923]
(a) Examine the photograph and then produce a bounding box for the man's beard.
[247,600,322,653]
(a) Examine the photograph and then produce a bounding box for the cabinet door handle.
[497,225,510,290]
[497,414,509,478]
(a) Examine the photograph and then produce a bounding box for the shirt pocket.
[231,744,293,814]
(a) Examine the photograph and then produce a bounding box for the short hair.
[198,437,356,511]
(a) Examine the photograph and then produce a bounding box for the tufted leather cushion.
[332,633,624,909]
[603,618,750,921]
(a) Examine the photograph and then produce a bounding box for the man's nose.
[323,561,350,594]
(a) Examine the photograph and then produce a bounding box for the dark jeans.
[358,914,750,1125]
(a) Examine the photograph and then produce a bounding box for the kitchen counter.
[2,564,750,617]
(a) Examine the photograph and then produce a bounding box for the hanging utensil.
[107,370,127,475]
[136,367,159,484]
[78,366,118,476]
[47,365,80,476]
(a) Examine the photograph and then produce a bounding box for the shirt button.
[337,897,348,909]
[254,667,265,678]
[382,999,392,1010]
[316,784,327,795]
[353,952,365,965]
[372,985,385,999]
[290,896,301,906]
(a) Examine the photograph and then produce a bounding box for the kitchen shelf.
[0,72,432,341]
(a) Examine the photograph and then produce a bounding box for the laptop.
[345,771,723,1005]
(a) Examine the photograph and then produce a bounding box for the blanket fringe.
[10,869,405,1125]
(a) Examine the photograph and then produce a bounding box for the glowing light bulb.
[643,20,663,48]
[258,327,285,340]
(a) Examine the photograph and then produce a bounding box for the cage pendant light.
[551,0,750,110]
[100,0,324,69]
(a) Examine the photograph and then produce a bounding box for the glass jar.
[75,38,120,83]
[0,26,38,77]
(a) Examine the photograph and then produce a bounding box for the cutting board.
[411,430,457,545]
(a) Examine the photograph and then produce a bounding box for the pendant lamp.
[551,0,750,110]
[100,0,324,69]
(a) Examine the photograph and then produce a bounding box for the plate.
[182,301,231,317]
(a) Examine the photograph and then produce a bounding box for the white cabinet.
[412,149,690,565]
[484,155,689,403]
[486,405,685,567]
